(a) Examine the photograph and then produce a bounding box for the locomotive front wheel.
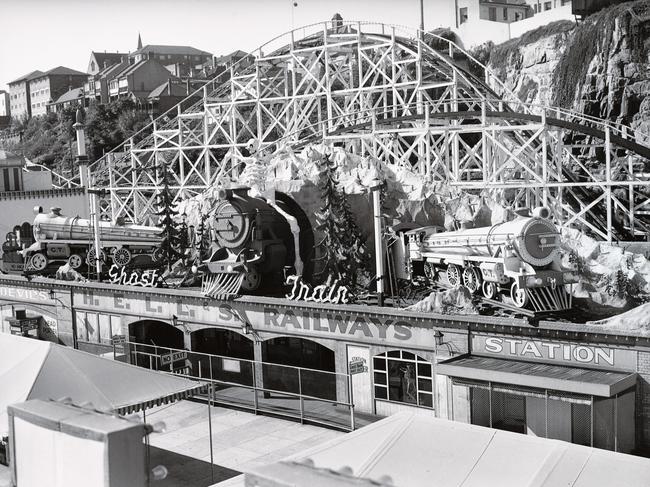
[113,248,132,267]
[68,254,83,269]
[510,282,529,308]
[462,267,481,294]
[28,253,48,271]
[482,281,497,300]
[446,264,461,288]
[241,266,262,291]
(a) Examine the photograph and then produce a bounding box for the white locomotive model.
[22,207,163,272]
[394,207,578,312]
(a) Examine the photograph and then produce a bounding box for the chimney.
[186,79,190,95]
[167,81,171,96]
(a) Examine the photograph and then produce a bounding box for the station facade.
[1,275,649,456]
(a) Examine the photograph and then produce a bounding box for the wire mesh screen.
[455,379,597,446]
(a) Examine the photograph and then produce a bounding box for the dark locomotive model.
[200,187,313,294]
[22,207,164,272]
[392,207,578,312]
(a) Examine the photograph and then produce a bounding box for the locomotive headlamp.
[526,277,543,287]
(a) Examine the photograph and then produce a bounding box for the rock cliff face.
[479,1,650,145]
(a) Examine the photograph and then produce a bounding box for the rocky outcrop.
[487,25,572,108]
[478,1,650,145]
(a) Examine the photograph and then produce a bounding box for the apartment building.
[28,67,87,117]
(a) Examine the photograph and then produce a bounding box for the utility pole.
[73,108,103,278]
[419,0,425,40]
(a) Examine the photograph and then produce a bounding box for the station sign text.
[473,335,636,370]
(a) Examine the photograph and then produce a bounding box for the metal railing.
[126,341,356,431]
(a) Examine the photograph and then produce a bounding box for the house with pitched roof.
[87,51,128,76]
[108,57,174,102]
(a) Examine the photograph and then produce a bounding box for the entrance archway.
[129,319,184,370]
[262,337,336,400]
[191,328,254,385]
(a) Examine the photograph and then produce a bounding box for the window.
[76,311,122,344]
[534,4,538,13]
[503,7,508,20]
[544,1,551,10]
[459,7,468,24]
[489,6,497,21]
[373,351,433,408]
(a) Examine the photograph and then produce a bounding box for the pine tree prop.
[314,156,371,292]
[155,162,183,270]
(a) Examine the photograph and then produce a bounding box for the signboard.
[349,357,368,375]
[77,288,430,348]
[160,351,187,366]
[111,334,126,345]
[8,317,40,335]
[472,335,637,371]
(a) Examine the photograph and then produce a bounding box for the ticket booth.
[437,336,638,453]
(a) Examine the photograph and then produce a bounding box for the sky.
[0,0,455,91]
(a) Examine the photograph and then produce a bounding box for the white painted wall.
[454,4,574,49]
[510,4,573,38]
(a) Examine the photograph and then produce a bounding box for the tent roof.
[273,412,650,487]
[0,334,204,433]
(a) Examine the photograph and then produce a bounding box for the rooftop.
[91,51,128,67]
[34,66,87,78]
[51,87,84,105]
[148,79,188,99]
[8,70,44,85]
[134,44,212,57]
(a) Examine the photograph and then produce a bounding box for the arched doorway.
[262,337,336,400]
[191,328,254,385]
[129,319,184,370]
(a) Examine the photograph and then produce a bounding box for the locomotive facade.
[201,187,313,294]
[397,208,578,311]
[23,206,163,272]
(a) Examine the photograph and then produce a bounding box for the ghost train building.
[0,274,648,456]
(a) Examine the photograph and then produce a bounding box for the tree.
[155,162,183,270]
[313,155,371,293]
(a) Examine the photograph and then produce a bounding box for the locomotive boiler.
[200,187,313,294]
[395,207,578,312]
[22,207,163,272]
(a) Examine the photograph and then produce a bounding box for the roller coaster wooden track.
[75,21,650,242]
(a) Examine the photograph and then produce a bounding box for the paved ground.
[144,399,346,486]
[0,400,348,487]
